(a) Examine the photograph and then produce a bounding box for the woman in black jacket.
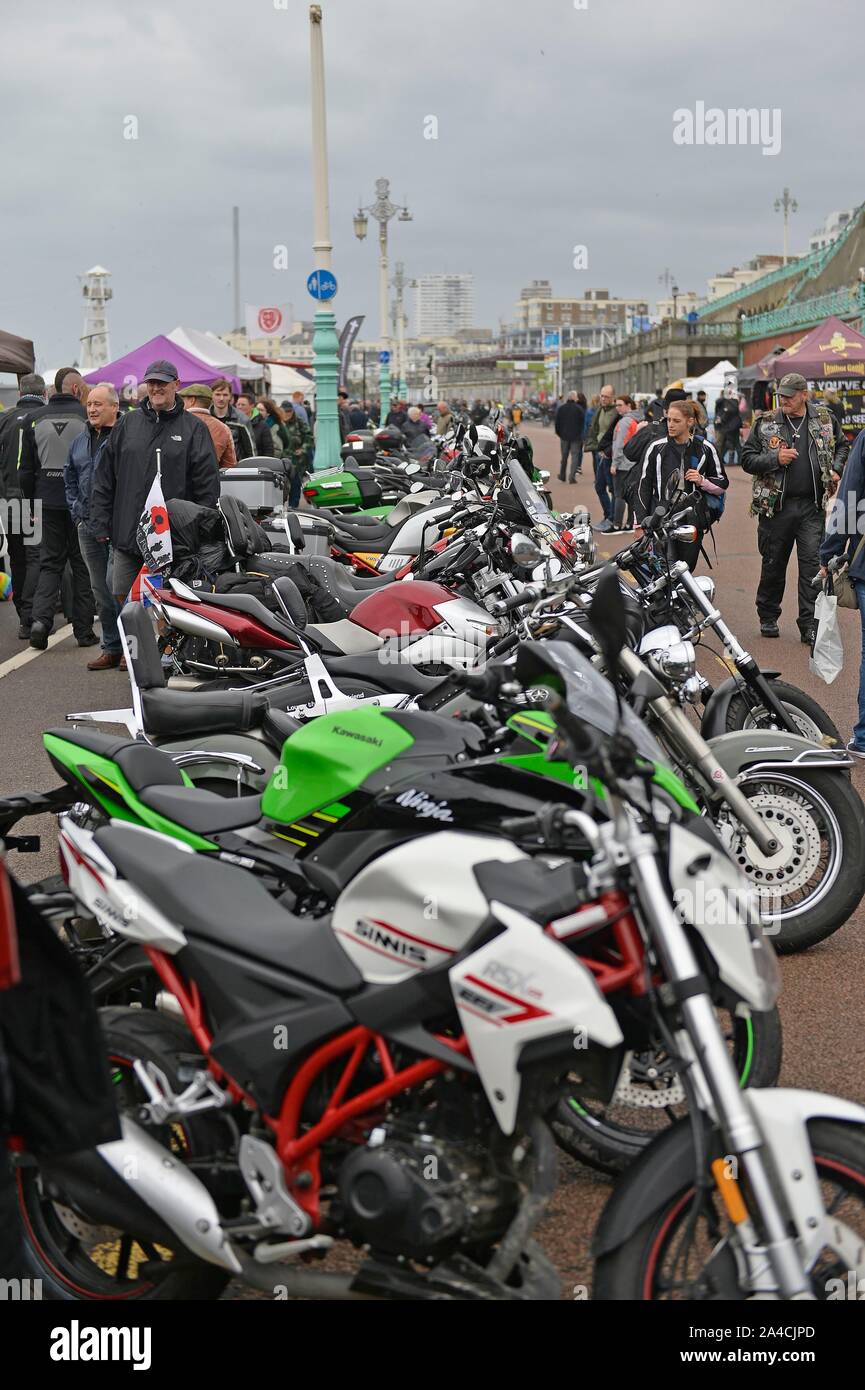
[634,400,728,568]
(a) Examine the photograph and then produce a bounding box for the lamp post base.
[311,306,341,472]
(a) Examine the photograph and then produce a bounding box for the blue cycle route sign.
[307,269,338,301]
[379,350,391,364]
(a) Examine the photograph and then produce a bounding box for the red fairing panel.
[350,581,454,636]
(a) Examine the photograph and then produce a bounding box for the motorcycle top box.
[218,467,284,516]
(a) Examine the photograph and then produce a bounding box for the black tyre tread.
[19,1007,229,1302]
[725,682,841,746]
[553,1006,782,1175]
[746,770,865,953]
[593,1118,865,1300]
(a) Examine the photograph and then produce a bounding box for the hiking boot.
[87,651,122,671]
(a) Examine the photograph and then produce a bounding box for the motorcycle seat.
[192,589,300,636]
[325,651,442,696]
[138,784,263,836]
[93,824,362,993]
[304,557,393,617]
[141,687,270,739]
[311,507,386,529]
[46,728,185,793]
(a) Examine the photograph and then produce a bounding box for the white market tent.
[167,326,260,380]
[683,359,737,413]
[267,363,316,400]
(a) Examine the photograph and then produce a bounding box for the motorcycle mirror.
[510,533,544,570]
[588,566,629,670]
[410,481,426,493]
[405,461,421,475]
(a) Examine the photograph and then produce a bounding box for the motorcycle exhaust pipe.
[93,1116,242,1273]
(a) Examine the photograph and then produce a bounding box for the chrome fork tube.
[617,649,779,856]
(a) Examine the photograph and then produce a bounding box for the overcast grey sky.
[0,0,860,369]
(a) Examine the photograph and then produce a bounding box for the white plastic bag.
[809,591,844,684]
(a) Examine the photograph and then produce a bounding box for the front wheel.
[715,769,865,952]
[594,1119,865,1300]
[553,1006,782,1174]
[724,680,841,747]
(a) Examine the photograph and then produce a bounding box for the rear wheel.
[553,1006,782,1174]
[16,1009,232,1301]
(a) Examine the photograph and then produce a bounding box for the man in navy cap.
[90,359,219,602]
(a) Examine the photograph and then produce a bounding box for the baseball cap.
[179,383,213,403]
[143,359,179,383]
[663,387,689,408]
[778,372,807,397]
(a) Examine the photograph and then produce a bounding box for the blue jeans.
[594,452,614,522]
[854,580,865,747]
[78,524,122,654]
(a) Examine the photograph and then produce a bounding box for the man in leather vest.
[742,372,848,641]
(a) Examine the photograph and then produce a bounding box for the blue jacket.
[65,424,114,534]
[820,428,865,580]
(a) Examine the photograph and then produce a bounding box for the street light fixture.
[354,177,412,424]
[774,188,798,264]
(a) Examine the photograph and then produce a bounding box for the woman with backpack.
[259,398,313,508]
[610,393,641,531]
[634,399,728,568]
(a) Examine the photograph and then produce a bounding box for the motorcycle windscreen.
[505,458,561,541]
[516,639,666,766]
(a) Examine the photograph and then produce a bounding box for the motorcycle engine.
[332,1115,518,1262]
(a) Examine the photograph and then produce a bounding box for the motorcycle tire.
[594,1118,865,1300]
[724,680,841,747]
[719,768,865,953]
[552,1005,782,1175]
[17,1008,232,1301]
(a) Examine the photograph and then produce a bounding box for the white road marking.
[0,624,73,680]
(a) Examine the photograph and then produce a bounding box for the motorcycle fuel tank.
[331,830,527,984]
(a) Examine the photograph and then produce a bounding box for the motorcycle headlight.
[650,640,696,682]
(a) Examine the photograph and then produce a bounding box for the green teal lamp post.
[308,5,341,472]
[353,179,411,426]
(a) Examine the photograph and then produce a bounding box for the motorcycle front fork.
[628,847,814,1299]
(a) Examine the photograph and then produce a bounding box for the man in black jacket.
[554,391,586,481]
[19,368,96,650]
[0,373,47,638]
[90,359,219,603]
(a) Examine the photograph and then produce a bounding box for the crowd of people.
[3,361,865,759]
[0,362,320,670]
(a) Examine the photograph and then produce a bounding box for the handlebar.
[491,586,541,616]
